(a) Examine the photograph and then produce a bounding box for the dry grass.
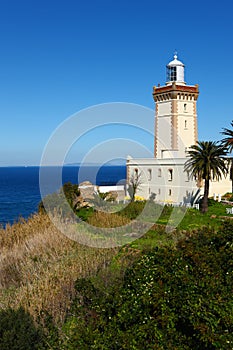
[0,213,119,326]
[87,210,130,228]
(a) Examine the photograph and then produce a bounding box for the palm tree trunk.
[202,178,210,213]
[230,159,233,193]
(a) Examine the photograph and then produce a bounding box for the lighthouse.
[126,54,231,203]
[153,54,199,159]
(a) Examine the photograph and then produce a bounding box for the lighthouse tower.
[153,54,199,159]
[126,54,232,202]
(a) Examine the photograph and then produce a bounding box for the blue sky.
[1,0,233,165]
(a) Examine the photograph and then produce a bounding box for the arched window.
[158,168,162,177]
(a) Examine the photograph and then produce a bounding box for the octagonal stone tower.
[153,54,199,159]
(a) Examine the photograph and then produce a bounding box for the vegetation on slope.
[57,221,233,349]
[0,200,232,349]
[0,213,118,325]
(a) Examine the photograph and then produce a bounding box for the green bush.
[222,192,233,201]
[119,201,146,220]
[0,307,45,350]
[38,182,80,217]
[62,182,80,208]
[76,206,94,221]
[59,221,233,349]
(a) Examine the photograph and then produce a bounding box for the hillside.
[0,202,232,349]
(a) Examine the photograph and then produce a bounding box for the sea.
[0,165,126,227]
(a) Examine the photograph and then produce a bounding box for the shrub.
[38,182,80,216]
[222,192,233,200]
[76,206,94,221]
[119,201,146,220]
[60,222,233,349]
[0,307,45,350]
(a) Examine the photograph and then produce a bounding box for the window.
[158,168,162,177]
[167,66,177,81]
[170,67,176,81]
[184,103,187,112]
[134,168,138,176]
[168,169,173,181]
[148,169,152,181]
[158,188,161,195]
[169,189,172,196]
[184,120,187,129]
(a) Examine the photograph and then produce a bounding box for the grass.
[0,199,232,330]
[87,210,130,227]
[0,213,119,326]
[177,201,232,230]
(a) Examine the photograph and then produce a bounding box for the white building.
[127,54,232,204]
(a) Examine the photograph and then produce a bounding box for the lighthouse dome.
[166,54,185,85]
[167,54,184,67]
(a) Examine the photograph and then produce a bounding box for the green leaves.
[185,141,228,181]
[59,222,233,349]
[0,307,45,350]
[221,120,233,153]
[184,141,228,213]
[38,182,80,218]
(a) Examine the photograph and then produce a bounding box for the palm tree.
[221,120,233,192]
[221,120,233,152]
[184,141,228,213]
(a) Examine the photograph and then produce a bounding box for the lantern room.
[166,54,185,85]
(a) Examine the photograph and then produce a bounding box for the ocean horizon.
[0,165,126,226]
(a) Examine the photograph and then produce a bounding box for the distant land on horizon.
[65,159,127,167]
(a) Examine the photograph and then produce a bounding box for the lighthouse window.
[185,120,187,129]
[168,169,173,181]
[166,66,177,82]
[184,103,187,112]
[148,169,152,181]
[170,67,177,81]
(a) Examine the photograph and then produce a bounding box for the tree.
[221,120,233,152]
[62,182,80,210]
[221,120,233,192]
[127,171,142,202]
[38,182,80,216]
[184,141,228,213]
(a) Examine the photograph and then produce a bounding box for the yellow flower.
[135,195,145,202]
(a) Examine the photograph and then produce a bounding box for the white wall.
[127,157,232,204]
[177,99,196,157]
[127,158,198,203]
